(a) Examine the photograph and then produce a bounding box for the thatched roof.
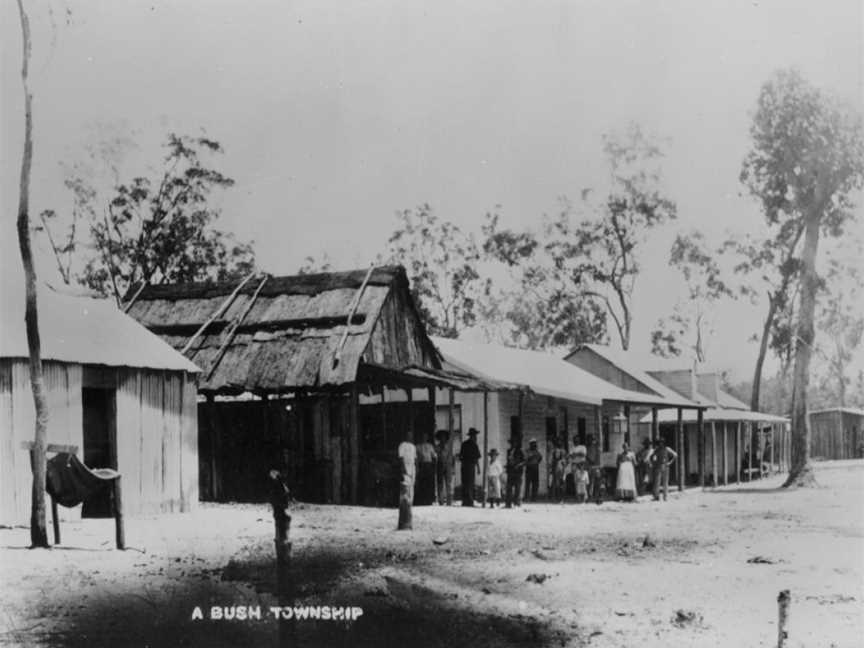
[125,266,440,394]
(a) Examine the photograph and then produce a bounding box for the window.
[510,416,522,442]
[576,417,587,446]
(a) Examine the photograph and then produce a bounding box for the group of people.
[401,427,485,507]
[398,428,679,509]
[615,438,678,502]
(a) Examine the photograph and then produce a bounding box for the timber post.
[770,423,776,474]
[777,589,790,648]
[710,421,717,488]
[676,408,684,491]
[722,422,728,486]
[593,405,602,465]
[697,409,705,488]
[429,386,437,503]
[50,496,60,545]
[624,404,631,446]
[748,423,754,479]
[269,469,293,646]
[448,387,455,504]
[651,407,658,444]
[482,390,489,507]
[349,384,359,504]
[735,421,741,483]
[107,396,125,550]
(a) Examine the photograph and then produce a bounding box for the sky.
[1,0,862,381]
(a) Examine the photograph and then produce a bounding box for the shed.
[0,282,200,526]
[125,266,456,505]
[808,408,864,460]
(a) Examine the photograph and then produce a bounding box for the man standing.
[435,430,455,505]
[459,428,481,506]
[523,439,543,502]
[505,436,526,508]
[636,438,652,495]
[415,432,437,505]
[650,438,678,501]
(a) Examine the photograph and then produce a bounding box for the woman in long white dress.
[616,443,637,501]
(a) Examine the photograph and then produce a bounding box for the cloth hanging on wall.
[46,453,120,508]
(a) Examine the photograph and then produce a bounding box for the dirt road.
[1,460,862,647]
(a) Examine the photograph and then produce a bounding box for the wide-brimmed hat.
[488,448,499,456]
[528,438,538,446]
[468,428,479,437]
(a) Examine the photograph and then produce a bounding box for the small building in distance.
[808,407,864,460]
[0,281,200,527]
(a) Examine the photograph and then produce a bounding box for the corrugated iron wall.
[0,360,197,526]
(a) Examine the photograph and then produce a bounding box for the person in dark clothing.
[505,437,526,508]
[415,432,438,505]
[523,439,543,502]
[459,428,481,506]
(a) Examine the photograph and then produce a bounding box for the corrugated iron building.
[126,266,481,505]
[0,282,200,526]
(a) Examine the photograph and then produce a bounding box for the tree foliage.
[651,231,734,362]
[482,212,608,350]
[384,204,489,338]
[741,68,864,486]
[484,123,675,351]
[39,133,255,303]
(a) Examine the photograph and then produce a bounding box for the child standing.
[486,449,504,507]
[573,461,590,504]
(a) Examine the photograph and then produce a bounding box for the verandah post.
[735,421,741,483]
[722,422,728,486]
[482,390,489,507]
[697,409,705,488]
[711,420,717,488]
[676,408,684,491]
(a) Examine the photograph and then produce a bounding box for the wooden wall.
[363,287,438,370]
[0,359,197,526]
[810,411,863,460]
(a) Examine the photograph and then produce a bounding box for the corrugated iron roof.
[0,281,200,373]
[432,338,700,408]
[567,344,700,408]
[809,407,864,417]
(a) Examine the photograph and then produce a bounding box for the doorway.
[82,387,116,517]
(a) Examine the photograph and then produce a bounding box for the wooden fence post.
[777,589,790,648]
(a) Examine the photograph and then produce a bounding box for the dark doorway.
[82,387,116,518]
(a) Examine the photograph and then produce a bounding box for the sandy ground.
[1,460,862,648]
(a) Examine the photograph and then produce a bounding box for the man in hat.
[636,438,652,495]
[435,429,454,505]
[524,438,543,502]
[650,437,678,501]
[459,428,481,506]
[505,436,526,508]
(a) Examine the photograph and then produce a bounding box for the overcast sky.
[1,0,862,380]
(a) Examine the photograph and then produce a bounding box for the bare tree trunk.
[15,0,49,548]
[784,210,822,488]
[751,294,777,412]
